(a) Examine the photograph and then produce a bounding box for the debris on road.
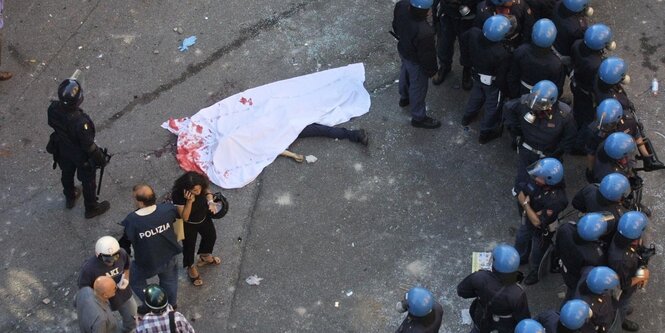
[179,36,197,52]
[245,275,263,286]
[42,298,51,305]
[305,155,318,163]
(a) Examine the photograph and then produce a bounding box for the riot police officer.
[460,14,513,143]
[507,19,565,98]
[556,213,608,301]
[592,132,637,183]
[535,299,592,332]
[574,266,620,333]
[457,244,530,333]
[514,319,545,333]
[475,0,535,51]
[607,212,650,332]
[572,172,630,240]
[513,158,568,285]
[550,0,593,66]
[570,23,616,149]
[504,80,576,186]
[395,287,444,332]
[431,0,482,88]
[47,78,110,218]
[393,0,442,129]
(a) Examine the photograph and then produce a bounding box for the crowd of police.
[393,0,663,332]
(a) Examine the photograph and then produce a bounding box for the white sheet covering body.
[161,63,371,188]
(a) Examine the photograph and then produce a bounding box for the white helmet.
[95,236,120,257]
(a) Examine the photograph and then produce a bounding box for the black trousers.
[182,218,217,268]
[298,123,360,142]
[57,157,97,208]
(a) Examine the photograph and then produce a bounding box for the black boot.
[523,270,539,285]
[462,67,473,91]
[643,155,665,171]
[479,126,503,144]
[622,319,639,332]
[85,201,111,219]
[353,129,369,146]
[432,66,451,86]
[411,116,441,129]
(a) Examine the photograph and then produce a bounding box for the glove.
[117,277,129,290]
[90,147,108,168]
[396,300,408,313]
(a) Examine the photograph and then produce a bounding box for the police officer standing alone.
[457,244,530,333]
[47,78,110,218]
[395,287,444,332]
[393,0,442,129]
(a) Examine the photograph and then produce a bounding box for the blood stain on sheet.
[168,118,179,131]
[239,97,253,106]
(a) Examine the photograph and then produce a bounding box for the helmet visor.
[527,93,554,111]
[100,252,120,265]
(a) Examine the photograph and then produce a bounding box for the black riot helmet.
[57,79,84,108]
[143,284,168,312]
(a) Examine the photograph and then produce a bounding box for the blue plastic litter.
[179,36,197,52]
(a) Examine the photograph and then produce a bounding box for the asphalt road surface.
[0,0,663,332]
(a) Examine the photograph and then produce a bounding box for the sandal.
[188,267,203,286]
[196,255,221,267]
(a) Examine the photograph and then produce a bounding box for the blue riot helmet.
[584,24,615,51]
[618,211,648,240]
[406,287,434,317]
[527,80,558,111]
[515,319,545,333]
[586,266,619,294]
[596,98,623,131]
[599,57,630,85]
[492,244,520,273]
[560,299,591,330]
[577,213,608,241]
[603,132,636,160]
[599,173,630,202]
[410,0,433,9]
[527,158,563,185]
[483,15,512,42]
[563,0,593,15]
[532,19,557,48]
[490,0,513,5]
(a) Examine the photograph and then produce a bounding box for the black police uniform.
[591,78,632,111]
[432,0,481,75]
[457,270,530,333]
[607,235,640,325]
[571,183,624,241]
[460,26,512,136]
[524,0,556,20]
[475,0,535,50]
[574,267,618,333]
[507,43,566,98]
[393,0,438,122]
[555,221,608,301]
[504,98,576,185]
[534,310,562,333]
[396,301,444,333]
[514,179,568,280]
[569,40,604,137]
[47,100,104,211]
[550,1,588,63]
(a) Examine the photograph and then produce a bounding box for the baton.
[96,148,112,196]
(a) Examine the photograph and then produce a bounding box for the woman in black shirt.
[172,171,220,286]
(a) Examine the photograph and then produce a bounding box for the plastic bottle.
[652,78,659,96]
